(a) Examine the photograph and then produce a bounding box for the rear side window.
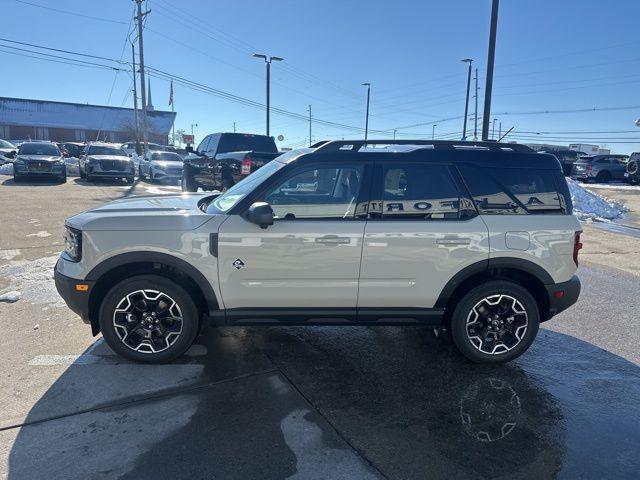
[372,163,463,220]
[459,165,565,214]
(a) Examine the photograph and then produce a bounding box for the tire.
[181,172,197,192]
[150,170,156,183]
[59,174,67,183]
[126,176,134,184]
[139,165,146,181]
[595,170,611,183]
[98,275,200,363]
[80,168,86,179]
[449,280,540,364]
[12,175,22,183]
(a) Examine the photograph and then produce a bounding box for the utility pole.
[498,122,502,140]
[393,128,397,140]
[461,59,473,140]
[482,0,500,141]
[362,82,371,141]
[432,124,437,140]
[473,68,479,141]
[253,53,283,137]
[308,105,312,147]
[492,118,497,140]
[233,121,236,133]
[131,42,140,154]
[134,0,150,152]
[191,123,198,145]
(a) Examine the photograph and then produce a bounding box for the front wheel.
[449,280,540,363]
[98,275,200,363]
[595,170,611,183]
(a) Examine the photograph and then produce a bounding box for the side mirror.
[185,145,194,153]
[246,202,274,229]
[7,150,16,159]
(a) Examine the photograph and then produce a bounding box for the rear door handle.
[436,238,471,246]
[316,235,350,245]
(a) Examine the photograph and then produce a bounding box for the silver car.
[138,151,184,183]
[571,154,629,183]
[55,140,582,365]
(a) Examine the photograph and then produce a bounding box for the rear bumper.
[54,260,94,327]
[545,275,581,320]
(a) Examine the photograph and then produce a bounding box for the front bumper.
[54,260,95,329]
[545,275,581,320]
[14,163,65,177]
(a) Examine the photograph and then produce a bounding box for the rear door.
[217,161,371,321]
[357,160,489,318]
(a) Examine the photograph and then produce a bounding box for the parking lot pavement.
[1,179,639,479]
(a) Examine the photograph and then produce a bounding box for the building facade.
[0,97,175,145]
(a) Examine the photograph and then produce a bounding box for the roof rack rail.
[314,139,533,154]
[310,140,331,148]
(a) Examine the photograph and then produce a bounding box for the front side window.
[264,165,364,220]
[373,164,461,220]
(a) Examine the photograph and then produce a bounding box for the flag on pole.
[168,80,174,106]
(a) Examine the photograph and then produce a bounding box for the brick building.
[0,97,175,145]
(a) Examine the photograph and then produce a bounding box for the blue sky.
[2,0,640,153]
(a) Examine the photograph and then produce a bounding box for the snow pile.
[0,291,21,303]
[65,158,79,176]
[0,255,63,305]
[0,162,13,175]
[567,177,629,221]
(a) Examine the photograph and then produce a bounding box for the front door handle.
[316,235,350,245]
[436,238,471,246]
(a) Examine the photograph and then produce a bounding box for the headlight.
[63,226,82,262]
[13,158,25,165]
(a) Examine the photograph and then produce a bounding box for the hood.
[17,155,61,162]
[151,160,183,168]
[66,193,220,231]
[88,155,131,161]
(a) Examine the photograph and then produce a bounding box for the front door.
[217,162,368,322]
[358,161,489,319]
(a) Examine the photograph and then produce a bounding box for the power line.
[10,0,129,24]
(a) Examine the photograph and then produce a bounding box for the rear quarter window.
[459,165,569,215]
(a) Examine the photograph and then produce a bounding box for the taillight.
[573,231,583,266]
[241,156,252,175]
[585,164,592,171]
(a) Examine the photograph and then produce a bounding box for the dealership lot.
[0,179,639,479]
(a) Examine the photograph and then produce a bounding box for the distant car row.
[3,140,184,184]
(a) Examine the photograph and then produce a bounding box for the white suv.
[55,140,582,364]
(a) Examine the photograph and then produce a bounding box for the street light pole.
[191,123,198,145]
[432,124,437,140]
[253,53,283,137]
[393,128,397,140]
[134,0,150,152]
[362,82,371,141]
[461,58,473,140]
[492,118,497,140]
[473,67,479,141]
[308,105,312,147]
[482,0,500,141]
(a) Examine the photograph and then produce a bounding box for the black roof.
[291,140,561,170]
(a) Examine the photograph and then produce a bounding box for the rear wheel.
[449,280,540,363]
[181,172,197,192]
[98,275,200,363]
[595,170,611,183]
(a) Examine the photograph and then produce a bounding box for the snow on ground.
[567,177,630,222]
[578,181,639,191]
[0,291,21,303]
[0,159,80,176]
[0,162,13,175]
[0,255,63,306]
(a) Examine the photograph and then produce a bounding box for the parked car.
[12,141,66,182]
[79,143,135,183]
[571,154,629,183]
[121,141,164,158]
[0,139,16,164]
[181,132,280,192]
[539,149,585,176]
[55,140,581,364]
[625,152,640,184]
[139,151,184,183]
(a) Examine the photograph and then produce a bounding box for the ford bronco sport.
[55,140,582,364]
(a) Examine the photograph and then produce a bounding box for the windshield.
[151,152,182,161]
[206,160,285,213]
[0,139,15,149]
[89,146,127,156]
[18,143,60,156]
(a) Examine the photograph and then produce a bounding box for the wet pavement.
[2,265,640,479]
[1,180,639,479]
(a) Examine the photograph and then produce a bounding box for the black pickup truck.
[181,132,280,192]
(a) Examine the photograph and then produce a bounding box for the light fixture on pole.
[253,53,284,137]
[461,58,473,141]
[362,82,371,141]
